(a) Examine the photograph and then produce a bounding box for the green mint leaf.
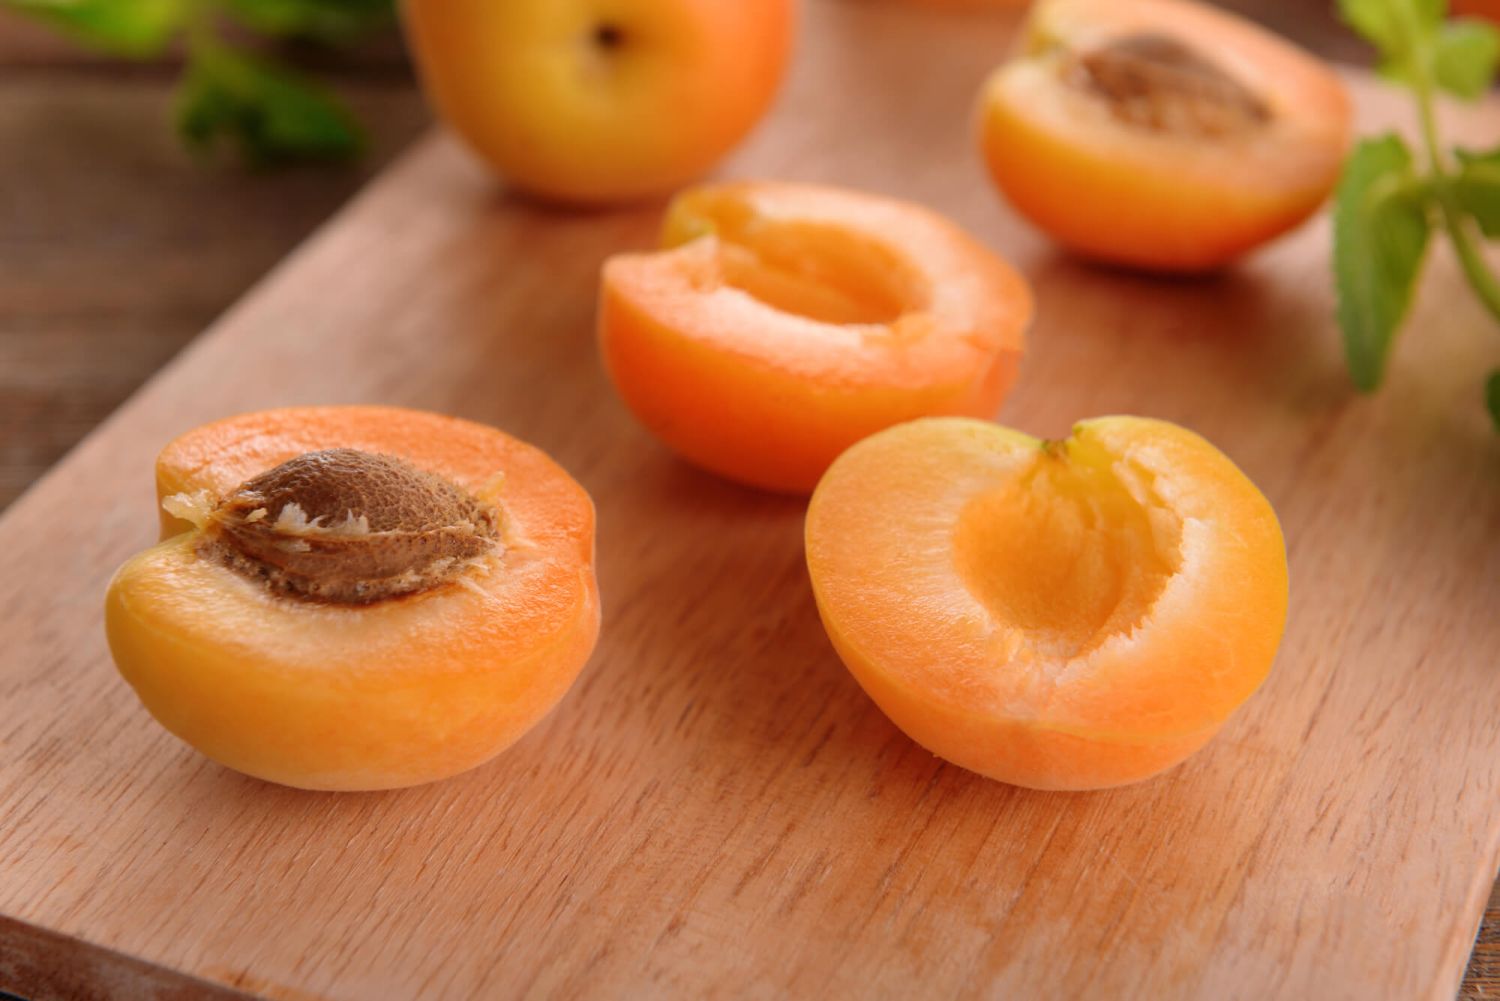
[1415,0,1447,24]
[1334,134,1434,391]
[1453,149,1500,237]
[1,0,187,57]
[1376,58,1421,90]
[176,46,364,166]
[1487,371,1500,431]
[1339,0,1404,52]
[1432,18,1500,98]
[220,0,393,43]
[1340,0,1445,55]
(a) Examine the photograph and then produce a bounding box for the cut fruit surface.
[978,0,1351,271]
[107,406,600,791]
[599,181,1031,492]
[805,416,1288,790]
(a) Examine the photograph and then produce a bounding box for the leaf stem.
[1443,200,1500,321]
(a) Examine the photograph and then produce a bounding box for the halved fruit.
[107,405,600,791]
[805,415,1288,790]
[978,0,1351,271]
[599,181,1032,493]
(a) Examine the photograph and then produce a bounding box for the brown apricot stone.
[204,448,498,604]
[1070,33,1270,138]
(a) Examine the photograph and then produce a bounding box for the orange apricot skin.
[108,407,600,791]
[978,0,1352,272]
[805,416,1289,791]
[599,182,1031,493]
[1454,0,1500,20]
[401,0,794,205]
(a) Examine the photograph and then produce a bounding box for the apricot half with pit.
[805,416,1288,790]
[978,0,1351,271]
[105,406,600,791]
[599,181,1032,493]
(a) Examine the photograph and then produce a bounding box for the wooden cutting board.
[2,4,1498,999]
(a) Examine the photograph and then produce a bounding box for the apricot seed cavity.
[1069,33,1270,137]
[198,448,499,604]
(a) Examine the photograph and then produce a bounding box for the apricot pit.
[1070,33,1270,138]
[200,448,500,604]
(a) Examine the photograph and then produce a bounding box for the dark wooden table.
[0,15,428,509]
[0,4,1494,998]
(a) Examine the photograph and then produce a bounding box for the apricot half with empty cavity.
[805,416,1288,790]
[978,0,1351,271]
[599,181,1032,493]
[105,406,600,791]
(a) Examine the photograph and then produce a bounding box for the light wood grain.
[1,4,1497,999]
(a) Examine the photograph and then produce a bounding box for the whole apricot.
[977,0,1351,271]
[401,0,795,205]
[106,406,600,791]
[805,416,1288,790]
[600,181,1031,493]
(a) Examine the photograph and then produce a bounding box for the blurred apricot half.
[805,416,1288,790]
[402,0,795,204]
[599,182,1032,493]
[106,406,600,791]
[978,0,1351,271]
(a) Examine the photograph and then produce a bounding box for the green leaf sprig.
[1335,0,1500,427]
[0,0,393,164]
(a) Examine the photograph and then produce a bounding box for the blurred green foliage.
[1334,0,1500,427]
[1,0,396,164]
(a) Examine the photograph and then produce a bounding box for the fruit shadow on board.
[585,443,1248,821]
[1023,248,1353,426]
